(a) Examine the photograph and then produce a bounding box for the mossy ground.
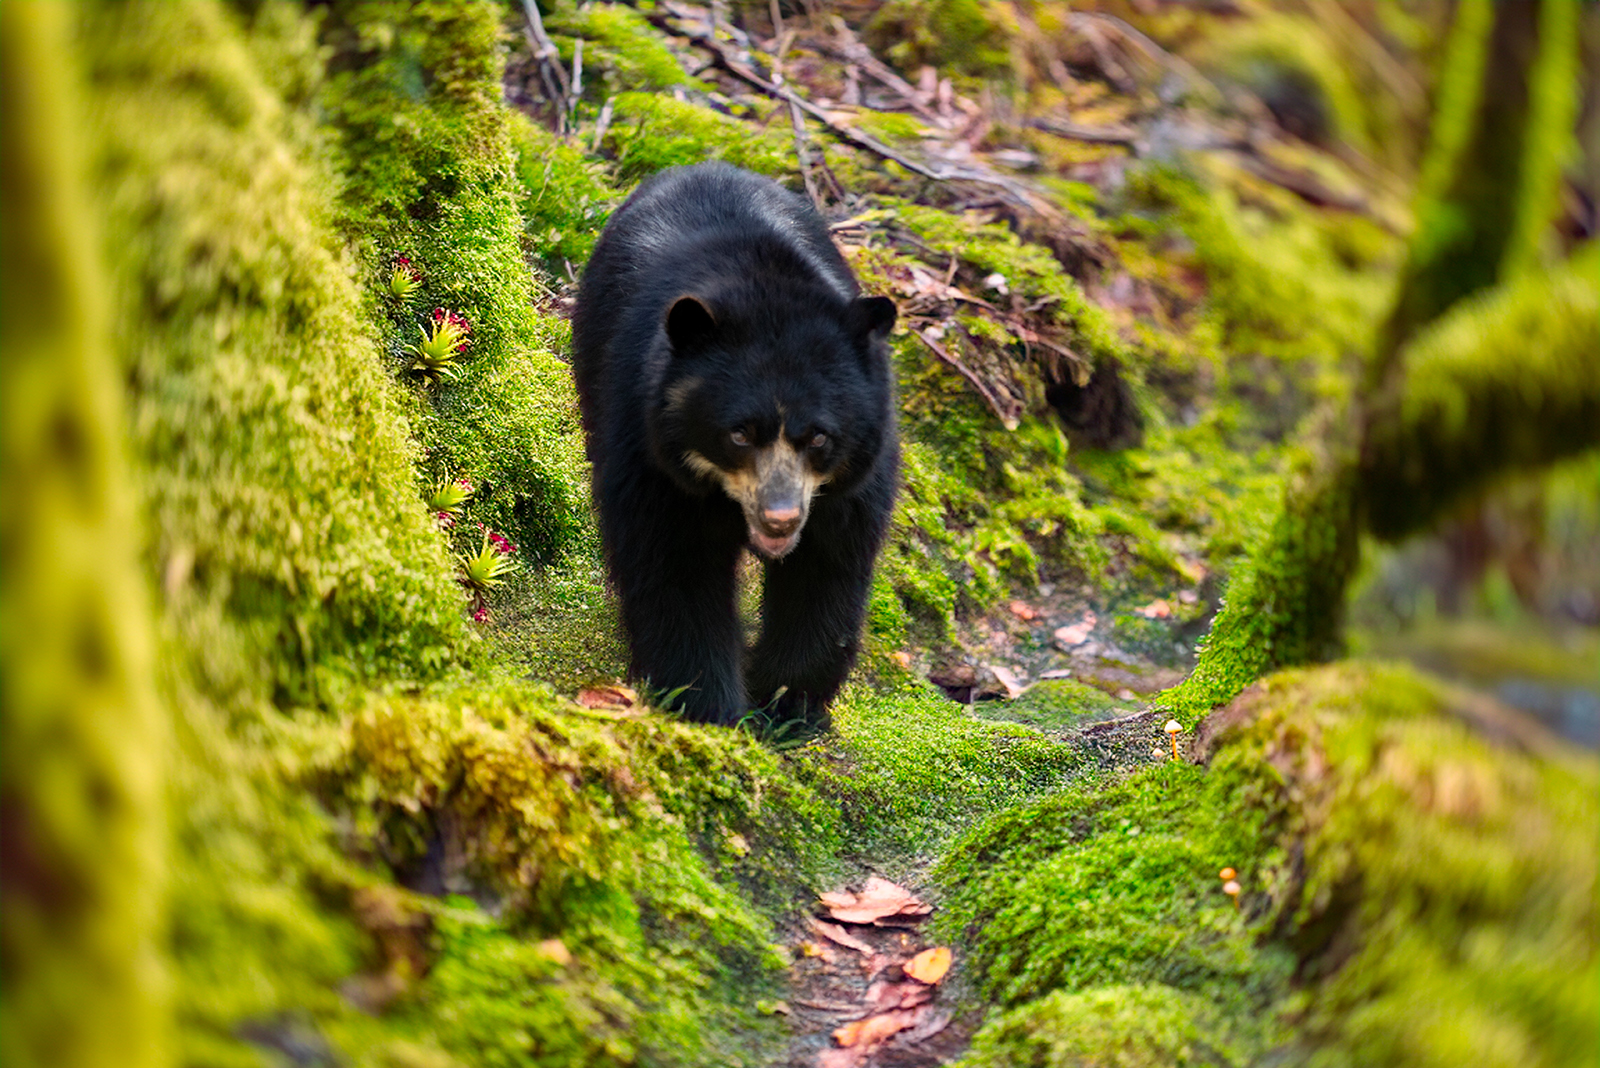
[12,1,1595,1066]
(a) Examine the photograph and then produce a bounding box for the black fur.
[572,163,899,728]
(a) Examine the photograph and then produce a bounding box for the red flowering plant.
[411,307,472,384]
[458,523,517,620]
[389,256,422,301]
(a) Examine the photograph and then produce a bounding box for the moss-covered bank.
[941,662,1598,1068]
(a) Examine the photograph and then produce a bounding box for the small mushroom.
[1150,747,1166,760]
[1219,867,1236,881]
[1223,879,1241,910]
[1163,719,1182,760]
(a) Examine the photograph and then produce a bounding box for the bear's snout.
[759,503,801,537]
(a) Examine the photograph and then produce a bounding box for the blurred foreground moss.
[2,3,167,1065]
[939,662,1598,1068]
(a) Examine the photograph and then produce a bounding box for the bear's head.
[650,291,897,559]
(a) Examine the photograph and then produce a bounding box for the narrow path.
[779,877,972,1067]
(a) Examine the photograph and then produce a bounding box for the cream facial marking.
[685,437,829,559]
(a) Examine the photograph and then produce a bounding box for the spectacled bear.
[572,163,899,729]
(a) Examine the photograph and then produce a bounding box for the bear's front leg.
[746,493,885,729]
[602,469,748,725]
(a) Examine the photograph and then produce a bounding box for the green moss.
[864,0,1015,80]
[972,679,1139,730]
[956,984,1243,1068]
[601,91,795,184]
[805,684,1084,859]
[2,4,168,1063]
[1362,249,1600,540]
[320,0,591,567]
[938,662,1599,1068]
[337,682,844,1065]
[85,0,474,699]
[933,759,1288,1016]
[544,2,697,96]
[508,113,619,273]
[852,109,927,147]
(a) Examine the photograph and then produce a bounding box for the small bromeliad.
[411,307,472,384]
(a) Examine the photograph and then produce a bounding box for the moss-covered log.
[1171,0,1592,720]
[1,3,168,1064]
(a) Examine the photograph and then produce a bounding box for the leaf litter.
[785,876,963,1067]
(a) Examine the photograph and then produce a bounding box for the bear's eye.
[729,428,750,447]
[809,432,828,449]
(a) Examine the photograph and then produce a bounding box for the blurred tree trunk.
[1173,0,1594,717]
[1,3,169,1066]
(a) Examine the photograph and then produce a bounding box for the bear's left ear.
[847,295,897,343]
[665,295,718,354]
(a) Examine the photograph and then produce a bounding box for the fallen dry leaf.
[988,665,1026,700]
[904,945,952,984]
[811,919,875,955]
[1006,600,1038,621]
[577,683,636,709]
[818,876,932,926]
[1053,611,1097,647]
[1038,668,1073,680]
[834,1008,921,1049]
[863,978,935,1014]
[895,1006,953,1046]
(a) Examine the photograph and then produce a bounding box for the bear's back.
[572,165,858,438]
[600,163,853,301]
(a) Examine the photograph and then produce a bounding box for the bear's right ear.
[846,295,897,343]
[665,296,717,354]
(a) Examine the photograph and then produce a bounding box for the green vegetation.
[2,4,168,1064]
[941,662,1599,1068]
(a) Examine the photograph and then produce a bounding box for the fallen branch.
[1025,116,1140,146]
[1229,149,1376,216]
[768,24,822,206]
[653,4,1047,211]
[914,327,1021,429]
[520,0,570,109]
[820,16,945,127]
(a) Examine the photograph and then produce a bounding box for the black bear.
[572,163,898,728]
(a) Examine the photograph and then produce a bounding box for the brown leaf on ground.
[818,876,932,925]
[863,978,935,1014]
[833,1008,922,1049]
[988,664,1026,699]
[811,918,875,955]
[1007,600,1039,621]
[1135,598,1172,619]
[1053,611,1098,647]
[904,945,952,984]
[577,683,637,709]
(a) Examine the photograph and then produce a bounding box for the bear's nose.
[760,505,801,536]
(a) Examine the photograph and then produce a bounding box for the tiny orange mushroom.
[1163,720,1182,760]
[1223,879,1242,910]
[1219,867,1236,881]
